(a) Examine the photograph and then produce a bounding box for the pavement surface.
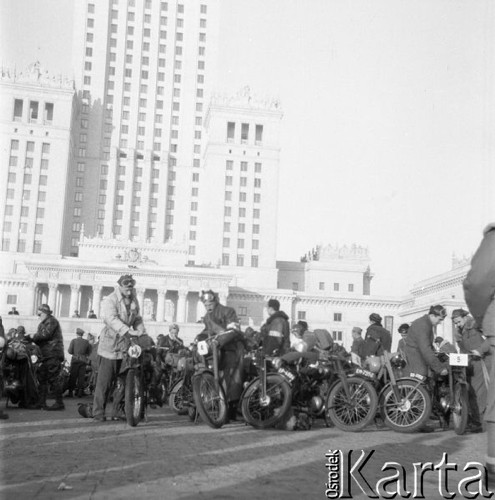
[0,395,492,500]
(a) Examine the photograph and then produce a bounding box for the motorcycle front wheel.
[380,379,431,433]
[325,377,378,432]
[168,377,192,415]
[192,372,228,429]
[125,368,144,427]
[241,374,292,429]
[452,384,469,435]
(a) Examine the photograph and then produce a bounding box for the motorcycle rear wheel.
[125,368,144,427]
[168,377,192,415]
[241,374,292,429]
[452,384,469,435]
[325,377,378,432]
[380,379,431,433]
[192,372,228,429]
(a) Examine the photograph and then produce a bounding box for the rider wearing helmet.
[361,313,392,359]
[404,305,449,378]
[200,290,245,421]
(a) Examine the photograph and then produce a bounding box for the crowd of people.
[1,231,495,482]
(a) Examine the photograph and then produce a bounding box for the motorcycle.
[323,352,379,431]
[120,336,155,426]
[1,339,40,408]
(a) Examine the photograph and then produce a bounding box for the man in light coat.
[92,274,143,421]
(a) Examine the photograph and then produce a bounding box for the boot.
[36,386,48,410]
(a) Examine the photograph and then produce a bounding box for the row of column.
[31,283,228,323]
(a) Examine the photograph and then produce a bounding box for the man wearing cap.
[67,328,92,398]
[92,274,143,421]
[433,336,457,355]
[260,299,290,356]
[361,313,392,358]
[30,304,65,410]
[404,305,449,378]
[200,290,245,420]
[351,327,364,358]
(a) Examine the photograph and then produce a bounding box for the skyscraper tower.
[70,0,219,256]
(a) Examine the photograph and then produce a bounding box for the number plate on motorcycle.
[449,353,468,367]
[355,368,375,379]
[197,340,209,356]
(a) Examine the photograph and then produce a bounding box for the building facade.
[70,0,220,258]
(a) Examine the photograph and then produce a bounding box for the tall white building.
[199,87,283,288]
[70,0,220,259]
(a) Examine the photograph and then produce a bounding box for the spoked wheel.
[452,384,469,435]
[192,372,228,429]
[325,377,378,432]
[241,374,292,429]
[169,377,193,415]
[125,368,144,427]
[380,380,432,433]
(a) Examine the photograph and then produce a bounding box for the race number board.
[449,353,468,367]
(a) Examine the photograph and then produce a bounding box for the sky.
[1,0,493,297]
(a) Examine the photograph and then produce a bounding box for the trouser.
[68,360,87,393]
[37,358,64,404]
[92,357,124,418]
[481,300,495,467]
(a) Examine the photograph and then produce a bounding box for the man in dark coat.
[260,299,290,356]
[30,304,65,410]
[351,327,365,358]
[200,290,244,420]
[361,313,392,358]
[404,305,448,378]
[67,328,92,398]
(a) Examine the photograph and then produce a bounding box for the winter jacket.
[33,315,64,362]
[260,310,290,356]
[463,223,495,328]
[404,314,446,377]
[98,287,143,360]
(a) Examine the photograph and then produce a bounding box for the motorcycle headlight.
[128,344,142,358]
[31,355,38,364]
[272,357,282,369]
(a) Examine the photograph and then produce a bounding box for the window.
[224,207,232,217]
[333,283,340,291]
[253,225,260,234]
[240,177,247,187]
[33,241,42,253]
[255,124,263,143]
[6,189,14,199]
[9,156,17,167]
[239,208,246,218]
[23,174,32,184]
[227,122,235,141]
[8,172,16,183]
[251,256,259,268]
[319,282,325,291]
[38,191,46,202]
[253,209,260,219]
[237,239,244,249]
[255,162,262,173]
[334,313,342,322]
[37,208,45,218]
[332,331,343,342]
[13,99,23,121]
[348,284,354,292]
[239,192,246,202]
[254,193,261,203]
[3,222,11,232]
[297,311,306,320]
[292,282,299,291]
[41,159,49,170]
[252,240,259,250]
[75,192,83,202]
[39,175,47,186]
[241,123,249,142]
[73,207,81,217]
[254,178,261,188]
[236,255,244,267]
[225,176,233,186]
[238,223,245,233]
[223,222,230,232]
[223,238,230,248]
[44,103,54,123]
[222,254,229,266]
